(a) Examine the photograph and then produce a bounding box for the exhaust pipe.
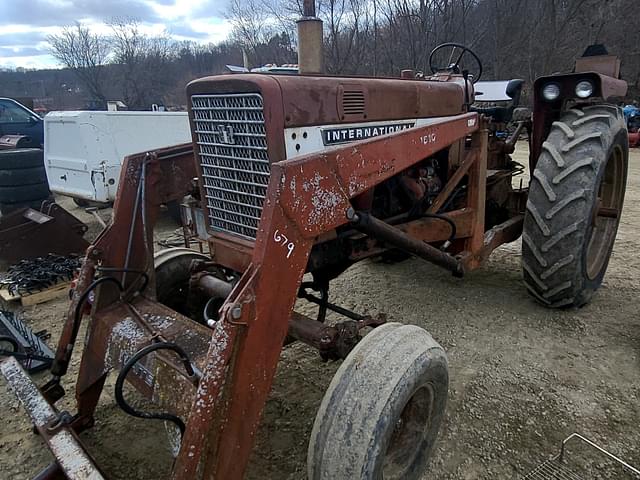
[297,0,323,74]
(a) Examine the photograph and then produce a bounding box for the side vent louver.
[343,90,365,115]
[339,85,366,119]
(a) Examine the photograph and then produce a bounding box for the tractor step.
[0,356,104,480]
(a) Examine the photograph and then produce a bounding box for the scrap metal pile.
[0,254,81,297]
[0,309,54,373]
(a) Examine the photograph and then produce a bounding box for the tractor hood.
[186,73,467,130]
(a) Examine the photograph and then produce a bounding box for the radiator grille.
[191,93,269,240]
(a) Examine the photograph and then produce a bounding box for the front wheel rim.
[382,383,434,479]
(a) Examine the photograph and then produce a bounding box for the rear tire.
[308,322,448,480]
[522,105,627,308]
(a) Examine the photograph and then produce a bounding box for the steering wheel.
[429,42,483,83]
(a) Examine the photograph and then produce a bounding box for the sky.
[0,0,233,69]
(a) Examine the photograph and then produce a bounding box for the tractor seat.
[472,79,524,123]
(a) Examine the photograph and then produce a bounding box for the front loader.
[0,5,629,479]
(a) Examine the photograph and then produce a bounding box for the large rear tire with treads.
[522,105,627,308]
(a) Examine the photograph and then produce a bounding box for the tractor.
[0,2,629,479]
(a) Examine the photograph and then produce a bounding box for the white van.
[44,111,191,203]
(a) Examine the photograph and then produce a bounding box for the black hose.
[45,276,128,378]
[115,342,194,436]
[405,190,456,245]
[203,296,222,326]
[72,277,124,343]
[72,269,151,343]
[439,184,466,213]
[421,212,457,243]
[96,267,149,294]
[52,271,147,378]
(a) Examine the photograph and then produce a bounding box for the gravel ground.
[1,145,639,480]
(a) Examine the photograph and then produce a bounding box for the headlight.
[575,80,594,99]
[542,83,561,101]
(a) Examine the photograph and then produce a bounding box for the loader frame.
[3,112,526,480]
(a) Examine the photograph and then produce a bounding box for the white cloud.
[1,54,59,70]
[0,0,233,69]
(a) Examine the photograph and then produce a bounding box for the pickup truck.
[0,98,44,146]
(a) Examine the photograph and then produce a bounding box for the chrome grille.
[191,93,269,240]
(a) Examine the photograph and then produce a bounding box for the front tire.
[522,105,627,308]
[308,322,448,480]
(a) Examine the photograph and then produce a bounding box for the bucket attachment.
[0,201,89,269]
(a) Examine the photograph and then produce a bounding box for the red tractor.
[0,5,629,480]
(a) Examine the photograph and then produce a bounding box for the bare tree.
[109,18,177,109]
[48,22,110,104]
[229,0,275,66]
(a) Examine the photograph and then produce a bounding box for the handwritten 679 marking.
[274,229,296,258]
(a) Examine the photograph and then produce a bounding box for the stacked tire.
[0,149,50,215]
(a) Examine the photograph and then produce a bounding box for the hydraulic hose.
[203,296,224,327]
[114,342,195,436]
[421,212,457,244]
[72,277,124,343]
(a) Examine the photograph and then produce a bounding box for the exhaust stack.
[297,0,323,74]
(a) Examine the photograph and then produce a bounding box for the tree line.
[41,0,640,109]
[231,0,639,94]
[46,20,244,109]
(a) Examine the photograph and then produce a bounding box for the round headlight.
[542,83,561,101]
[575,80,594,99]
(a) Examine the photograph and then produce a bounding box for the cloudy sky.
[0,0,233,69]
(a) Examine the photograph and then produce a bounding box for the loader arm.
[174,112,482,479]
[1,113,490,480]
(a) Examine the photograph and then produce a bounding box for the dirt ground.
[1,144,639,480]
